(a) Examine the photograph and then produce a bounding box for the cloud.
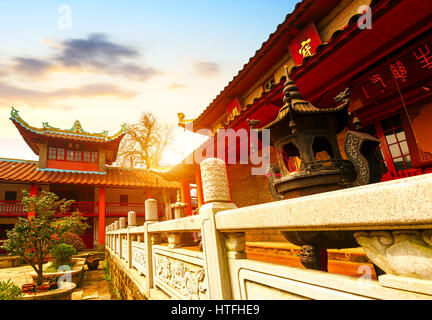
[168,83,188,90]
[51,83,138,99]
[12,57,52,76]
[0,81,138,108]
[7,33,160,81]
[193,61,220,76]
[53,33,160,81]
[0,68,9,78]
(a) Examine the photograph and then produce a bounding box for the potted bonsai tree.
[1,191,76,287]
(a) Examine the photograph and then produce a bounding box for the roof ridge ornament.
[42,122,60,130]
[71,120,85,133]
[10,107,19,118]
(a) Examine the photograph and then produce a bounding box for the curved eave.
[10,116,126,155]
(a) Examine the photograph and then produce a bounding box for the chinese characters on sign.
[299,38,313,58]
[352,35,432,104]
[288,23,322,65]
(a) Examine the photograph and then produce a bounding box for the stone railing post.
[128,211,136,269]
[119,218,126,260]
[144,199,159,295]
[114,221,119,255]
[145,199,158,221]
[199,158,237,300]
[170,192,185,248]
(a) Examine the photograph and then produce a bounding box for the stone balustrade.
[105,158,432,300]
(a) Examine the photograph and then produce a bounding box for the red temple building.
[0,108,179,249]
[164,0,432,241]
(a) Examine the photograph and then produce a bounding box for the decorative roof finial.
[283,65,303,107]
[10,107,19,117]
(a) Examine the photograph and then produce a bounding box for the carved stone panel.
[154,254,207,300]
[131,242,147,276]
[122,240,129,262]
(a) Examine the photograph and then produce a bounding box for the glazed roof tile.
[0,159,180,189]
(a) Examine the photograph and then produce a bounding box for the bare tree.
[116,111,174,169]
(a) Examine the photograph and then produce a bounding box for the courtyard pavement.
[0,262,112,300]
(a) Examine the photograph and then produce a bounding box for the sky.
[0,0,298,165]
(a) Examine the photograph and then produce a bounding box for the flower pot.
[49,280,57,289]
[86,255,100,270]
[37,284,50,293]
[22,283,36,293]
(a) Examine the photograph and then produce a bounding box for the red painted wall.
[46,160,99,172]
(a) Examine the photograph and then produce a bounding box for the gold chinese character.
[299,38,312,58]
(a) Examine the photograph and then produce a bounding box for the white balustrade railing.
[105,158,432,300]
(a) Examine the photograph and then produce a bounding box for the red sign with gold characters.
[352,33,432,104]
[288,23,323,66]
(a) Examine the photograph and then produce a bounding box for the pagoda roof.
[260,76,350,132]
[10,108,126,156]
[0,158,180,189]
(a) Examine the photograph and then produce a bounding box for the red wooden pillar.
[180,178,192,216]
[195,166,204,208]
[146,189,153,199]
[28,183,38,218]
[98,187,106,246]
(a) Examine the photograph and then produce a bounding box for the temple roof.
[0,158,180,189]
[10,108,126,157]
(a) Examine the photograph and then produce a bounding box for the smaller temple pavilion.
[0,108,179,249]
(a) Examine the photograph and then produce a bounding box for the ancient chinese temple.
[0,108,179,249]
[164,0,432,242]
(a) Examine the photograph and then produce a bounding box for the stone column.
[119,217,126,229]
[145,199,158,221]
[199,158,237,300]
[128,211,136,226]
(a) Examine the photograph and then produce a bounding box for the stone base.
[106,250,148,300]
[379,274,432,296]
[30,258,85,286]
[0,256,22,269]
[23,282,76,300]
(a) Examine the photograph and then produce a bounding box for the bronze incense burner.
[252,70,384,271]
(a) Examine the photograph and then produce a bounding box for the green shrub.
[95,244,105,252]
[0,280,23,300]
[62,232,85,252]
[50,243,76,268]
[102,260,111,281]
